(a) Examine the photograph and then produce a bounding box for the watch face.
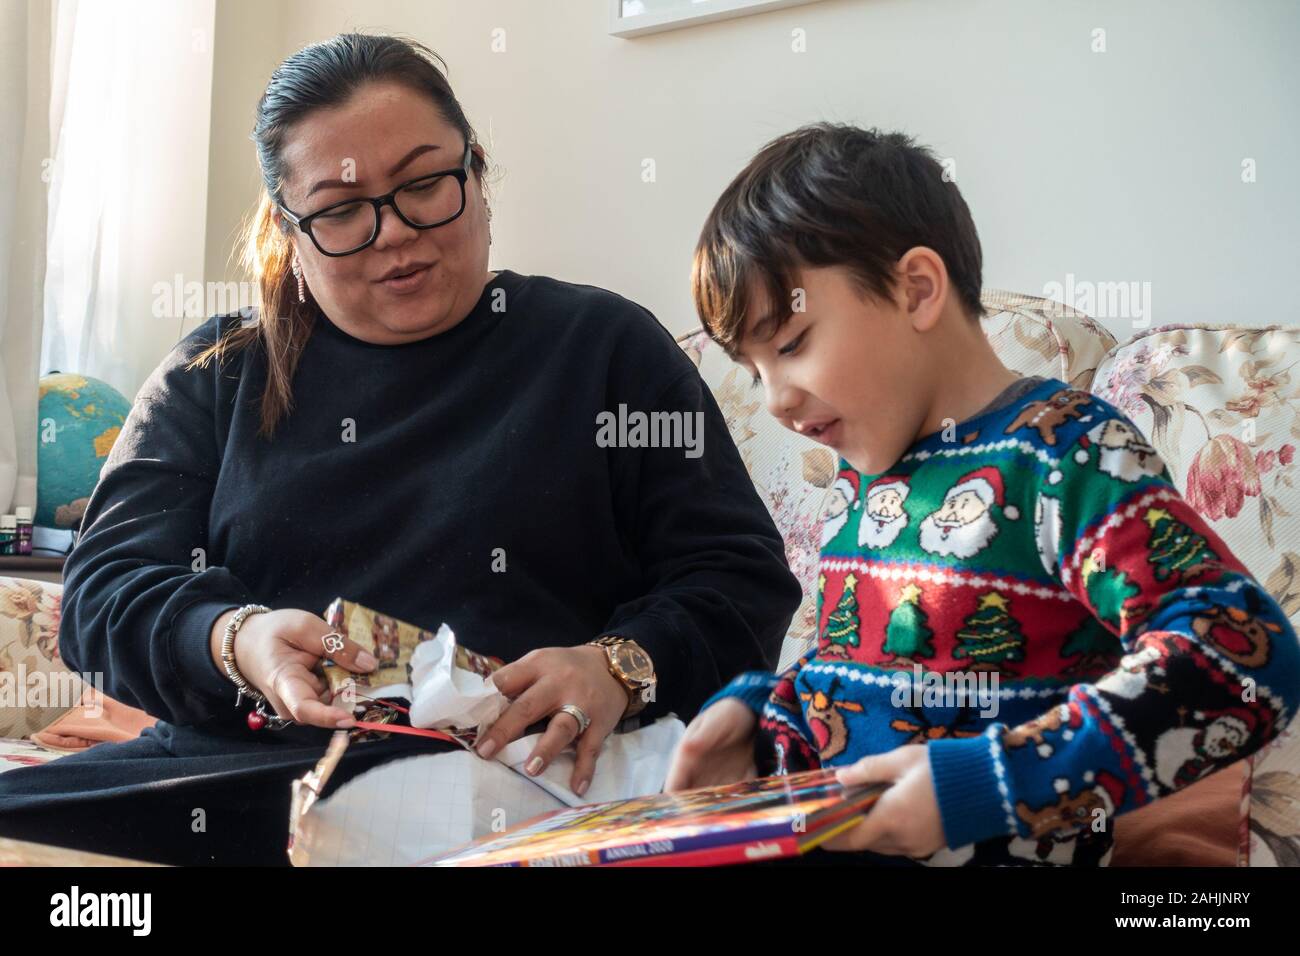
[615,644,654,682]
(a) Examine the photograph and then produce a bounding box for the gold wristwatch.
[589,636,657,718]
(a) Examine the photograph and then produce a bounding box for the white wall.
[204,0,1300,344]
[201,0,285,326]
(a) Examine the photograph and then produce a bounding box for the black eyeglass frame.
[278,140,474,257]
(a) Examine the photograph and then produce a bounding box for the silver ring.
[557,704,591,736]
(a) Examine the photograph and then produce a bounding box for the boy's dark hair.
[691,123,985,355]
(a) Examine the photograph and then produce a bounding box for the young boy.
[665,123,1300,866]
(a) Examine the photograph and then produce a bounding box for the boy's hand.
[821,745,947,858]
[664,698,757,792]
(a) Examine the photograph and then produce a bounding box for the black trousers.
[0,721,449,866]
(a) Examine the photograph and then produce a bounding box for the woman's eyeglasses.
[278,141,473,257]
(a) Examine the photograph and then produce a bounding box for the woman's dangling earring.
[485,198,494,247]
[291,251,306,303]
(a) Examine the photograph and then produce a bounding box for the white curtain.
[41,0,216,405]
[0,0,217,520]
[0,0,50,516]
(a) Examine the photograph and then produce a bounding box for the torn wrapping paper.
[288,596,687,866]
[289,717,685,866]
[318,597,502,704]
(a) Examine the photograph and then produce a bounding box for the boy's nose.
[764,377,800,420]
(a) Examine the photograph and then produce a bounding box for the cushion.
[0,575,156,770]
[0,577,76,739]
[29,685,157,751]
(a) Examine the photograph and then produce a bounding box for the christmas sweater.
[706,377,1300,866]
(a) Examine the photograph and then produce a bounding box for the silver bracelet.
[220,603,271,707]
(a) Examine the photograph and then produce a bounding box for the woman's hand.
[819,745,947,858]
[474,645,629,797]
[664,698,757,792]
[209,607,377,729]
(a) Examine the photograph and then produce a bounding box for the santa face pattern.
[918,488,1001,558]
[709,377,1300,868]
[855,476,911,550]
[826,461,1030,567]
[1090,419,1164,483]
[819,470,860,548]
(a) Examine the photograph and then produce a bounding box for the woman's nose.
[371,202,419,251]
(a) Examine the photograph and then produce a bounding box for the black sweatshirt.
[58,269,800,740]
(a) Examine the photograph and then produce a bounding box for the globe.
[36,372,132,529]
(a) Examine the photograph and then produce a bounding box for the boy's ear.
[895,246,949,332]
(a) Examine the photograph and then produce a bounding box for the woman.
[0,33,799,865]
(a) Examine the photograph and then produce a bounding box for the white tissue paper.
[407,624,510,737]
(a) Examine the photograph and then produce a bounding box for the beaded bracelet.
[219,603,289,731]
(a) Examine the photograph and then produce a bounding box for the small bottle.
[15,507,33,555]
[0,515,15,556]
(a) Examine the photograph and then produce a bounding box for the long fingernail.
[356,650,377,670]
[526,756,543,776]
[477,738,498,760]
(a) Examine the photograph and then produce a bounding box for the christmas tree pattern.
[1060,618,1122,675]
[1145,507,1220,582]
[822,573,862,659]
[1081,551,1141,630]
[882,582,935,667]
[952,592,1026,673]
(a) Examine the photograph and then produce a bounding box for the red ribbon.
[350,720,463,745]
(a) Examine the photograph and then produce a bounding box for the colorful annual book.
[421,768,887,867]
